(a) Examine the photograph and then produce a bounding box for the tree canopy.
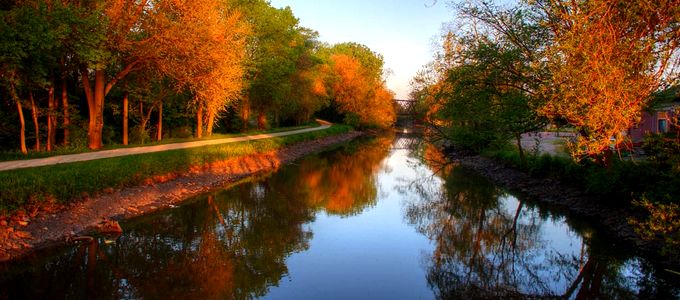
[0,0,396,154]
[414,0,680,163]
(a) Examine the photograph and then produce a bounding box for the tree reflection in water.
[403,144,679,299]
[2,136,678,299]
[0,136,391,299]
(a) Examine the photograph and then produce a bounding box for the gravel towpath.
[0,125,330,172]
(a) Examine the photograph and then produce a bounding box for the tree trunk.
[196,105,203,138]
[240,98,250,131]
[12,89,27,154]
[82,68,106,150]
[257,109,267,130]
[61,73,70,146]
[123,93,129,145]
[30,92,40,151]
[92,70,105,149]
[516,133,526,167]
[156,102,163,141]
[206,110,215,136]
[47,79,57,151]
[138,101,155,144]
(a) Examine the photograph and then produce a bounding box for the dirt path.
[0,130,362,262]
[0,125,330,172]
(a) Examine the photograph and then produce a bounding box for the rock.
[0,251,10,262]
[96,219,123,235]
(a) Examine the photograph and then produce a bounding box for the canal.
[1,134,679,299]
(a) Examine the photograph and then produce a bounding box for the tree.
[532,0,680,161]
[236,0,314,129]
[413,4,546,156]
[322,43,396,129]
[0,1,76,153]
[77,0,248,148]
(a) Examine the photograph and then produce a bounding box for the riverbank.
[0,130,363,262]
[446,151,677,268]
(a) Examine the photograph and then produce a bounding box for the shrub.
[630,199,680,259]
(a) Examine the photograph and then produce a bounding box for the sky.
[268,0,453,99]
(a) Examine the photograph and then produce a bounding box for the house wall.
[628,109,677,143]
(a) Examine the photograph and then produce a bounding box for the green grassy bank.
[0,124,320,162]
[0,125,351,214]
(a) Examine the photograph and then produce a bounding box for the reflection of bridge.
[391,132,422,151]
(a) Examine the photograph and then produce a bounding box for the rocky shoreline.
[448,151,676,267]
[0,131,363,263]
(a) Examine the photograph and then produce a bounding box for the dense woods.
[0,0,395,152]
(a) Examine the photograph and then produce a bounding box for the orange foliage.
[298,135,392,215]
[537,0,680,159]
[143,0,249,132]
[329,54,396,128]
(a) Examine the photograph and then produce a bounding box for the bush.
[630,199,680,259]
[485,148,674,203]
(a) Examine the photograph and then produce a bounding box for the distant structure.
[628,102,679,143]
[393,99,418,129]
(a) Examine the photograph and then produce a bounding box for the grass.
[0,123,320,162]
[0,124,351,214]
[483,148,679,204]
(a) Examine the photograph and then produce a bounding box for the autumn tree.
[76,0,248,148]
[272,43,332,125]
[531,0,680,161]
[322,43,396,128]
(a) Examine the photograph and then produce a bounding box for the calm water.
[1,134,679,299]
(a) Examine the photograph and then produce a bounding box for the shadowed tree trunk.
[30,91,40,151]
[138,100,160,144]
[196,105,203,138]
[47,78,57,151]
[123,92,129,145]
[516,133,526,167]
[240,97,250,130]
[61,71,69,146]
[257,109,267,130]
[156,102,163,141]
[9,84,27,154]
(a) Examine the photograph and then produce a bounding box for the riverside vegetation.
[409,0,680,261]
[0,125,351,214]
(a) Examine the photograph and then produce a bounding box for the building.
[628,102,679,143]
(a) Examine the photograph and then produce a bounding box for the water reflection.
[1,135,678,299]
[404,144,679,299]
[0,136,391,299]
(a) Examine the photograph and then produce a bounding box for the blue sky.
[269,0,453,99]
